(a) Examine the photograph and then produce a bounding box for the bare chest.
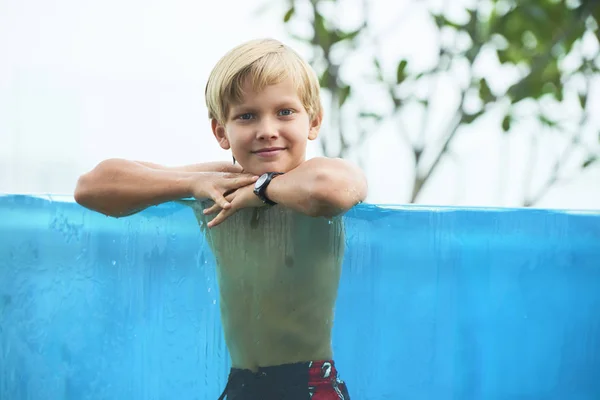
[191,205,345,291]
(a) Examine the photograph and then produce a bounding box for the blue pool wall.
[1,195,600,399]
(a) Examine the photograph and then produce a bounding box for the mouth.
[253,147,285,157]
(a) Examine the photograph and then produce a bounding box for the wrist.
[264,183,274,204]
[181,174,193,198]
[179,172,202,199]
[264,176,281,202]
[254,172,282,205]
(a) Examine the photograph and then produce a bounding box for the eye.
[278,109,294,117]
[237,113,254,120]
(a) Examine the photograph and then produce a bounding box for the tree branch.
[410,98,465,202]
[524,114,589,206]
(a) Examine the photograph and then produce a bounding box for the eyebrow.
[231,98,301,111]
[229,107,258,118]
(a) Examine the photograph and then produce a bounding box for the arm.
[135,160,244,173]
[202,157,368,228]
[74,158,255,217]
[266,157,368,217]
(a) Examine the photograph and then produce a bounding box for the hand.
[191,172,258,211]
[213,162,246,174]
[203,183,265,228]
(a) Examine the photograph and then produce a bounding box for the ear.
[308,111,322,141]
[211,119,230,150]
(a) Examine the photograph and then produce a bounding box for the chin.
[243,160,291,175]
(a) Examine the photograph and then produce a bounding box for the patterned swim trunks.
[218,360,350,399]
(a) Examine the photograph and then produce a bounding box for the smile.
[253,147,285,158]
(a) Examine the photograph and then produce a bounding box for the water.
[1,195,599,399]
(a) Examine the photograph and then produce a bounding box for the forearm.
[265,158,367,217]
[75,159,195,217]
[137,160,241,173]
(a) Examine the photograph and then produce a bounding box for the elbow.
[74,174,119,217]
[73,159,121,216]
[74,172,111,215]
[74,161,109,206]
[74,173,93,207]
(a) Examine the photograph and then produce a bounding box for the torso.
[190,202,345,371]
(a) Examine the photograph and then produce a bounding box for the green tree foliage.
[281,0,600,205]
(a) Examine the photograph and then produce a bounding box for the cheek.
[225,128,251,152]
[224,126,239,143]
[290,119,311,136]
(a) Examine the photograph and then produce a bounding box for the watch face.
[255,173,269,189]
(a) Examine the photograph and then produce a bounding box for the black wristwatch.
[253,172,283,205]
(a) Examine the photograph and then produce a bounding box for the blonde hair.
[205,38,323,124]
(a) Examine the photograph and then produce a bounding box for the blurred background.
[1,0,599,209]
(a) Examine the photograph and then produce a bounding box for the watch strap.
[254,172,282,205]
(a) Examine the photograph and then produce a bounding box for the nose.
[256,117,279,140]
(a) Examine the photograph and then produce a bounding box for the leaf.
[507,72,560,104]
[359,112,383,120]
[318,69,330,88]
[374,58,382,71]
[338,86,351,107]
[555,85,564,102]
[396,60,408,84]
[502,114,512,132]
[314,12,330,49]
[283,7,295,23]
[432,14,465,30]
[462,110,484,124]
[539,114,557,128]
[479,78,494,103]
[579,93,588,109]
[465,9,479,40]
[582,156,597,168]
[433,14,445,28]
[496,46,524,65]
[335,28,362,43]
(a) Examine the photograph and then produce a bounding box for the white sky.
[0,0,598,209]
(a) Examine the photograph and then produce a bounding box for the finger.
[226,175,259,189]
[219,164,243,173]
[210,190,231,210]
[222,172,247,179]
[207,207,234,228]
[203,203,221,215]
[205,190,236,215]
[205,189,237,218]
[223,188,236,197]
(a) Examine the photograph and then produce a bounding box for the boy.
[75,38,368,399]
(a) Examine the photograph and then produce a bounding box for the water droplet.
[212,300,216,305]
[207,288,211,292]
[112,260,116,266]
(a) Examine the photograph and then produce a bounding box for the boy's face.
[211,77,321,175]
